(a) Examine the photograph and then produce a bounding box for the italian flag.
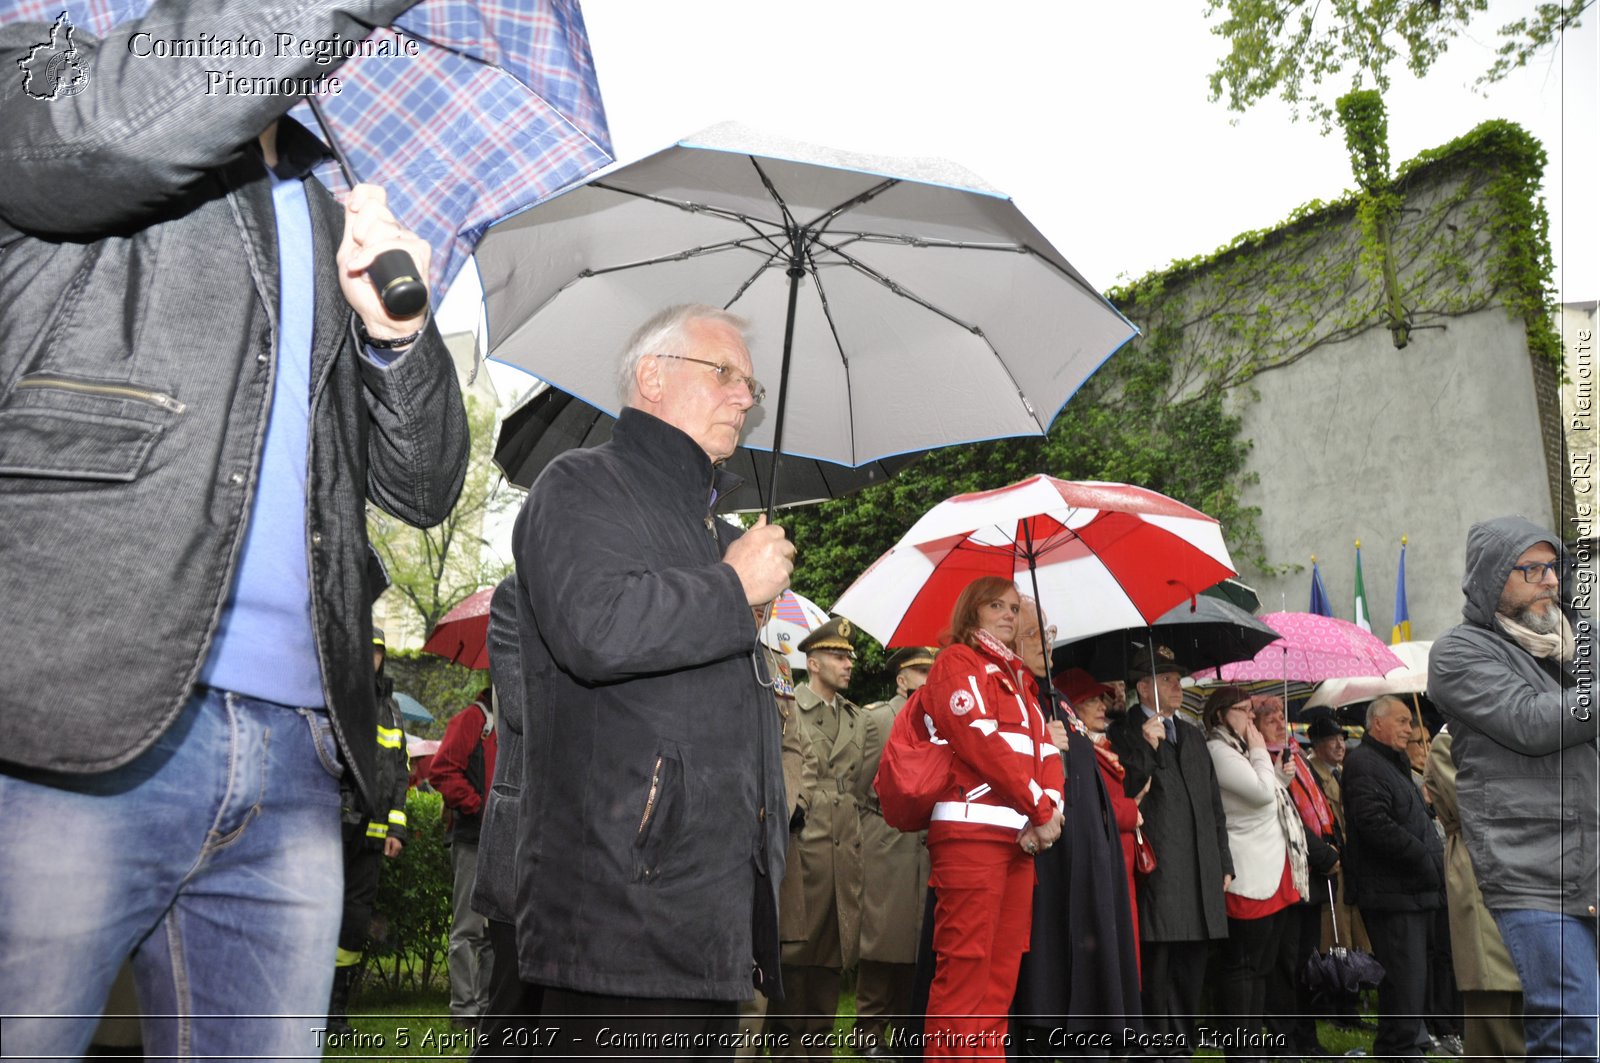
[1353,540,1372,633]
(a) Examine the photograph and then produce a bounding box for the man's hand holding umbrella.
[724,514,796,606]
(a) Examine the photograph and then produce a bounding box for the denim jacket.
[0,0,469,812]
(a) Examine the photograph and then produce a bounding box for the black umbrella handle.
[305,97,430,319]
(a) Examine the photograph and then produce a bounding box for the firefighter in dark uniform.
[326,626,409,1035]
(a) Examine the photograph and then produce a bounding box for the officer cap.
[887,646,937,672]
[798,617,856,658]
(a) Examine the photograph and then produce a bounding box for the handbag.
[1133,826,1157,875]
[873,689,953,832]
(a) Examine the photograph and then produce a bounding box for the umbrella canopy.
[493,382,924,511]
[421,586,495,669]
[1305,639,1433,709]
[757,589,831,669]
[1053,594,1281,679]
[2,0,615,298]
[832,475,1238,648]
[1198,612,1406,684]
[406,734,441,758]
[394,692,434,725]
[475,123,1137,488]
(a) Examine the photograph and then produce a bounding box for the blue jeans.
[0,688,344,1059]
[1492,908,1600,1063]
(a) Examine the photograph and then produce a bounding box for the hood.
[1460,516,1562,627]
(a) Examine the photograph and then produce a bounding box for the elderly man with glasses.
[510,304,796,1054]
[1430,516,1599,1063]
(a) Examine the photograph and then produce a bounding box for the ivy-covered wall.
[1104,119,1560,640]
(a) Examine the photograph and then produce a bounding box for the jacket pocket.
[632,746,686,884]
[0,373,183,483]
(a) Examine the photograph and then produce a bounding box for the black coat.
[512,408,787,1001]
[1341,739,1443,912]
[1107,709,1234,942]
[1013,693,1142,1036]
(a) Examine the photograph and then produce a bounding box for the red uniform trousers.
[924,836,1035,1060]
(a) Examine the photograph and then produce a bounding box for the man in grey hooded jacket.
[1429,515,1599,1063]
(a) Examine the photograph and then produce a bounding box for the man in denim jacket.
[0,2,468,1057]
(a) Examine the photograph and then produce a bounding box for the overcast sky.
[450,0,1597,389]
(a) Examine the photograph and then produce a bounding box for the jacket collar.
[612,407,744,513]
[1362,736,1413,776]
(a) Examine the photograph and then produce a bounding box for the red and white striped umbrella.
[832,475,1238,648]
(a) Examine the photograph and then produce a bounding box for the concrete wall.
[1232,306,1554,642]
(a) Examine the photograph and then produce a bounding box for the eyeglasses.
[657,354,766,405]
[1510,560,1564,583]
[1020,625,1058,643]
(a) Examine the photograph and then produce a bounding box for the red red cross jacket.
[922,635,1064,843]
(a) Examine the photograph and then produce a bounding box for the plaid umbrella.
[0,0,613,297]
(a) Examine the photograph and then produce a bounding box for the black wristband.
[360,308,429,350]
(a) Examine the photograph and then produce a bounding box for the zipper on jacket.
[637,755,664,838]
[16,373,187,414]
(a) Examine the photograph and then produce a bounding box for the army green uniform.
[738,647,823,1058]
[853,690,931,1053]
[767,619,864,1061]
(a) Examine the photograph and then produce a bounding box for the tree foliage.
[368,398,517,637]
[1205,0,1588,130]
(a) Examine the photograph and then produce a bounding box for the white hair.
[1366,695,1407,730]
[617,304,752,405]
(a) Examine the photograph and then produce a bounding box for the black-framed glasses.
[657,354,766,405]
[1511,560,1564,583]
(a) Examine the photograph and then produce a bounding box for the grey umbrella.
[475,122,1136,517]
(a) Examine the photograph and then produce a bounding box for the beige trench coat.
[854,695,931,964]
[783,683,865,968]
[767,648,822,946]
[1423,728,1523,993]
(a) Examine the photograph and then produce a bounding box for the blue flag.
[1309,558,1334,617]
[1392,537,1412,643]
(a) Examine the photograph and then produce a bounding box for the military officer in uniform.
[853,646,936,1059]
[768,618,865,1059]
[738,619,822,1058]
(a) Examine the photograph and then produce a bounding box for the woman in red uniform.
[920,576,1064,1060]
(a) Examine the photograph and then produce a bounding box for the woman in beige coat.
[1423,726,1526,1059]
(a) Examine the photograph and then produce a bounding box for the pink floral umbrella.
[1197,612,1405,683]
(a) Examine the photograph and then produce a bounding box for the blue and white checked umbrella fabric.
[0,0,614,297]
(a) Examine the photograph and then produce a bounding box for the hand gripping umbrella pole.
[305,97,429,320]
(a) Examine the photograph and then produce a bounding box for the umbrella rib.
[813,239,1046,433]
[589,181,784,235]
[579,237,781,278]
[800,178,902,237]
[798,239,858,463]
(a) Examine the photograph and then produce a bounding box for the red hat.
[1054,667,1115,709]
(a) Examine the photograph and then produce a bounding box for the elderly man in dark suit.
[1107,646,1233,1056]
[1343,695,1445,1060]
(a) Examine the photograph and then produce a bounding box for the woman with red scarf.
[919,576,1064,1060]
[1253,695,1342,1058]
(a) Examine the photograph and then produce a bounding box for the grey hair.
[1366,695,1407,730]
[617,304,752,405]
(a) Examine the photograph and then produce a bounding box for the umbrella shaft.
[763,253,805,521]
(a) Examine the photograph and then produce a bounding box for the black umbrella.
[1052,594,1281,680]
[1303,883,1385,995]
[494,384,925,512]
